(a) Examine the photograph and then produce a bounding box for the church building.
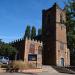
[11,3,70,67]
[42,3,70,66]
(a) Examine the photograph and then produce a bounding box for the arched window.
[38,46,42,54]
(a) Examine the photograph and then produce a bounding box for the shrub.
[9,60,34,70]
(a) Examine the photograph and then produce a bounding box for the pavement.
[0,65,75,75]
[0,72,74,75]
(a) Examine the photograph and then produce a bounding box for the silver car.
[0,56,9,64]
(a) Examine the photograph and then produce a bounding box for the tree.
[38,28,42,36]
[0,39,4,44]
[0,40,17,60]
[65,0,75,53]
[31,26,36,39]
[24,25,31,39]
[65,0,75,65]
[0,39,2,44]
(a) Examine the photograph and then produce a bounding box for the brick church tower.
[42,3,70,66]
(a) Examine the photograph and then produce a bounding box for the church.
[11,3,70,67]
[42,3,70,66]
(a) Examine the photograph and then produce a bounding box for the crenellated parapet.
[25,37,42,46]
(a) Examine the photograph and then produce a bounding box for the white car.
[0,56,9,64]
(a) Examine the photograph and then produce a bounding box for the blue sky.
[0,0,67,43]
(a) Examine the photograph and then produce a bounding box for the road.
[0,73,33,75]
[0,72,74,75]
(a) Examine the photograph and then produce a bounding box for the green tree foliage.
[0,40,17,59]
[38,28,42,36]
[65,0,75,65]
[65,0,75,54]
[24,25,31,39]
[0,44,16,55]
[0,39,4,44]
[31,26,36,39]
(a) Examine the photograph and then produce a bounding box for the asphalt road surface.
[0,72,74,75]
[0,73,34,75]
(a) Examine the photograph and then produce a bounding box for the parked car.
[0,56,9,64]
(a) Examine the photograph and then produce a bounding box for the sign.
[28,54,37,61]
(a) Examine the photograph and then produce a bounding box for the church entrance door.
[61,58,64,66]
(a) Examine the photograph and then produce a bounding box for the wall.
[24,38,42,68]
[56,6,70,66]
